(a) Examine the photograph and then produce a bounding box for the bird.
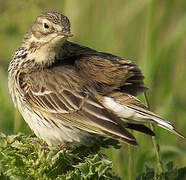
[8,12,184,147]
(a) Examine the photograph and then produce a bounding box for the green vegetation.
[0,133,121,180]
[0,133,186,180]
[0,0,186,179]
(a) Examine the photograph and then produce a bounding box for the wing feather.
[58,41,147,96]
[19,67,137,145]
[75,54,146,95]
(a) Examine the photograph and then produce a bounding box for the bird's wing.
[19,66,138,146]
[75,54,146,95]
[60,41,147,96]
[102,91,184,138]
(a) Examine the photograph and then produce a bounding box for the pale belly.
[18,104,91,146]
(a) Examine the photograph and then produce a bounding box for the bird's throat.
[24,32,66,67]
[27,40,63,67]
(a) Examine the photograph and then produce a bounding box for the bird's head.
[25,12,72,45]
[23,12,73,66]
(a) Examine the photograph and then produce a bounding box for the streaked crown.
[37,12,71,35]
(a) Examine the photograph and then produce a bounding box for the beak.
[58,31,73,37]
[63,32,73,37]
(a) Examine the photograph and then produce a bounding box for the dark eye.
[43,23,49,29]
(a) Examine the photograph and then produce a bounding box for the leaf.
[0,133,121,180]
[136,162,186,180]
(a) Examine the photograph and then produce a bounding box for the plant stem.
[144,92,164,173]
[128,140,133,180]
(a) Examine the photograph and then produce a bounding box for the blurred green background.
[0,0,186,179]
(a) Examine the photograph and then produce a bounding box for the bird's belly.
[18,105,90,146]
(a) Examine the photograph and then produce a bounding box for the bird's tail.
[102,92,185,138]
[147,115,185,138]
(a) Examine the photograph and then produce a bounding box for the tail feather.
[150,116,185,138]
[125,124,155,136]
[128,106,185,138]
[103,95,185,139]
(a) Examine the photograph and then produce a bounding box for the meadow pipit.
[8,12,184,146]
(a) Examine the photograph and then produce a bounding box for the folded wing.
[60,41,147,95]
[20,66,138,146]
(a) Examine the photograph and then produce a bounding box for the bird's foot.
[58,142,70,150]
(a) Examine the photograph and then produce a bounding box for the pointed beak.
[58,31,73,38]
[62,32,73,37]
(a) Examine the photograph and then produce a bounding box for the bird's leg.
[58,141,70,150]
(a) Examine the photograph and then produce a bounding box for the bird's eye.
[43,22,49,29]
